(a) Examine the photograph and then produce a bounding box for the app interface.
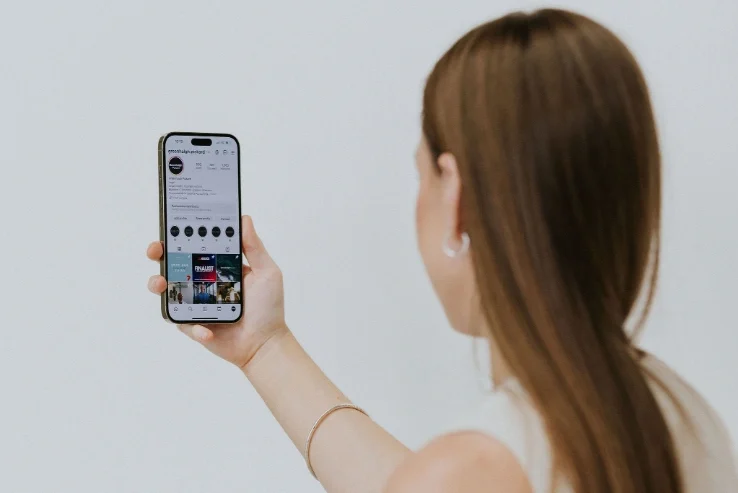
[163,135,241,321]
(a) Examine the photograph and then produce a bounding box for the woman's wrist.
[239,325,292,376]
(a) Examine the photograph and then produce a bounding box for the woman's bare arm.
[243,330,411,492]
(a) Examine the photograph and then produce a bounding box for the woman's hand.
[146,215,287,369]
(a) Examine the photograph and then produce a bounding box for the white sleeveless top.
[448,356,738,492]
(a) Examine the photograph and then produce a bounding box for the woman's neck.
[489,339,514,388]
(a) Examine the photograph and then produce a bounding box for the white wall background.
[1,0,736,491]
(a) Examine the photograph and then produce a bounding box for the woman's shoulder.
[641,355,738,490]
[384,430,532,493]
[444,379,553,492]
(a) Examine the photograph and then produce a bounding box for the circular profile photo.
[168,156,184,175]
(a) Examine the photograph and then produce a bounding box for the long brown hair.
[423,9,682,493]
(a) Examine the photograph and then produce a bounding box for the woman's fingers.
[147,241,163,261]
[147,275,167,294]
[146,244,166,295]
[241,216,276,271]
[177,324,213,344]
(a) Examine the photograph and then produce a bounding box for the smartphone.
[158,132,243,323]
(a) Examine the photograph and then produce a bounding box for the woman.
[145,9,736,493]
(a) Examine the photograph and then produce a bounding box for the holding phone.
[158,132,243,323]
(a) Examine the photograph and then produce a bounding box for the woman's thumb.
[241,215,273,270]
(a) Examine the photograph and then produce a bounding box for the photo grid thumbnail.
[167,282,194,304]
[217,282,241,304]
[193,254,217,282]
[193,282,217,304]
[217,254,241,282]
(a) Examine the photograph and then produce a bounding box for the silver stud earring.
[442,232,470,258]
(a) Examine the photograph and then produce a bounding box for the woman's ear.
[436,152,463,234]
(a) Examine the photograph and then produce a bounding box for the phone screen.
[160,133,242,323]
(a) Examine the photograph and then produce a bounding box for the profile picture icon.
[168,156,184,175]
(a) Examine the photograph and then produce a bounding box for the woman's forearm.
[242,329,412,492]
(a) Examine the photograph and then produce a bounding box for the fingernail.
[147,278,154,290]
